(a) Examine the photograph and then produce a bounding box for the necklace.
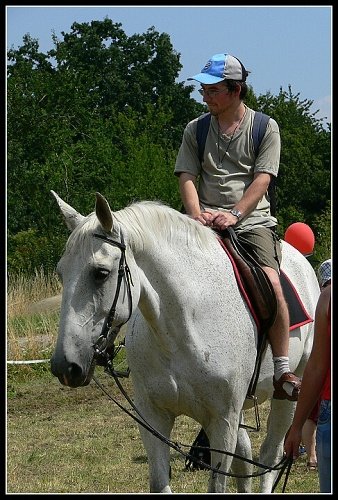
[217,112,245,167]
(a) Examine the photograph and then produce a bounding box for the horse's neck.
[136,266,161,325]
[133,236,233,338]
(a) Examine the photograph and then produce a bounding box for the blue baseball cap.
[188,53,249,84]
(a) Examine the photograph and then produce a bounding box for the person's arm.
[236,172,272,217]
[178,173,200,217]
[284,285,331,460]
[178,173,214,226]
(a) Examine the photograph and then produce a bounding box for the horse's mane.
[67,200,218,255]
[114,201,217,252]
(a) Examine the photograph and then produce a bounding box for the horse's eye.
[93,268,110,282]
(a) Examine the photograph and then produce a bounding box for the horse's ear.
[51,190,85,231]
[95,192,113,233]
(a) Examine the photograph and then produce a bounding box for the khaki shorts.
[236,227,282,273]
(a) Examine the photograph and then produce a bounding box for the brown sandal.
[273,372,301,401]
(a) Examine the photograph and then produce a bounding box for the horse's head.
[50,191,140,387]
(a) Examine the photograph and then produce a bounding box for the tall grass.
[7,269,62,365]
[7,267,61,316]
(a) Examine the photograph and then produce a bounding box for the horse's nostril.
[51,360,86,387]
[66,363,85,387]
[68,363,81,377]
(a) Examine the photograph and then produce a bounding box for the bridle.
[92,232,134,366]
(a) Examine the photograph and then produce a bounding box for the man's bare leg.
[263,267,301,400]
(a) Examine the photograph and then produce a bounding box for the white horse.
[50,191,320,493]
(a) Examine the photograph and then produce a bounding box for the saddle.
[219,228,277,326]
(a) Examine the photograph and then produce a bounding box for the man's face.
[199,82,237,116]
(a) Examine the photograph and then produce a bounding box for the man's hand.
[193,211,215,226]
[203,209,239,230]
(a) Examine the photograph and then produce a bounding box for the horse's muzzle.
[50,357,95,388]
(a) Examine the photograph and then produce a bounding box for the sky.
[6,5,332,124]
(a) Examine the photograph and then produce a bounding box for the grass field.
[7,272,320,493]
[7,363,320,494]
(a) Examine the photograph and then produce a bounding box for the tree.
[7,20,203,273]
[7,21,330,274]
[245,86,331,262]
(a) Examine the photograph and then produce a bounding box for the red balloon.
[284,222,315,255]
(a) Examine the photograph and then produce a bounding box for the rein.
[92,231,292,492]
[92,232,134,365]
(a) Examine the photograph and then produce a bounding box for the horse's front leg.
[137,406,175,493]
[259,398,295,493]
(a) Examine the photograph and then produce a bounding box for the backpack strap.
[196,112,211,163]
[252,111,270,156]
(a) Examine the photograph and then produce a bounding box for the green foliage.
[7,229,64,275]
[7,20,331,275]
[248,86,331,261]
[311,200,332,267]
